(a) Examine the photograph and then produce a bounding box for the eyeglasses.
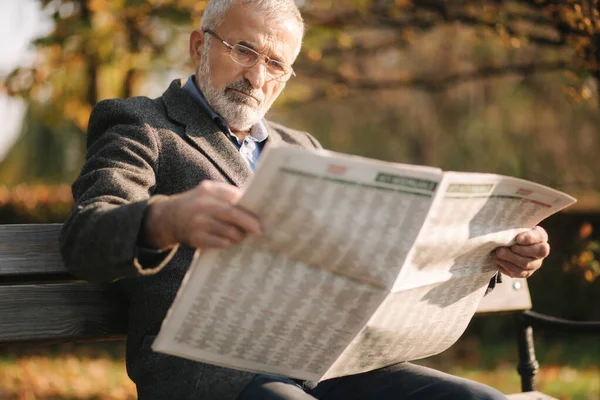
[203,29,296,83]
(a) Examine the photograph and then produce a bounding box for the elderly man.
[60,0,551,399]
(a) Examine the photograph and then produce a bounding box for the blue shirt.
[182,76,268,171]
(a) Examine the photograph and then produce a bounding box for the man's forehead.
[234,32,292,61]
[218,3,302,61]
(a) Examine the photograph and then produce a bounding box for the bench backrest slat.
[476,276,532,314]
[0,282,127,344]
[0,223,531,345]
[0,224,69,279]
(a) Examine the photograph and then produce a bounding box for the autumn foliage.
[2,1,600,128]
[565,221,600,282]
[0,184,73,224]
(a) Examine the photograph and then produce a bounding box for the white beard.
[196,43,272,132]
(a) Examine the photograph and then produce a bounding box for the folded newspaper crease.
[153,146,576,381]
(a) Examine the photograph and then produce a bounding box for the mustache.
[226,80,264,103]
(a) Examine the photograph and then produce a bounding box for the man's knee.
[459,382,508,400]
[423,375,507,400]
[237,374,316,400]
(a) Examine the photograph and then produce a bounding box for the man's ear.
[189,29,204,67]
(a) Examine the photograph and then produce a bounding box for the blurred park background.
[0,0,599,398]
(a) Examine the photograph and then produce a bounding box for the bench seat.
[506,391,557,400]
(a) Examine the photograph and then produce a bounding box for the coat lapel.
[161,79,253,188]
[262,120,285,154]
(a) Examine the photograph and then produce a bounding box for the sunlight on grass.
[418,336,600,400]
[0,339,598,399]
[0,346,135,400]
[450,365,600,400]
[2,355,597,400]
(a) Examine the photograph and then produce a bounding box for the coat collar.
[262,120,285,153]
[161,79,288,188]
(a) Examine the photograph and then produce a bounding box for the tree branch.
[284,60,576,107]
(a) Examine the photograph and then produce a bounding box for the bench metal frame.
[516,310,600,392]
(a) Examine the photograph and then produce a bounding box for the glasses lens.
[266,60,290,81]
[230,44,294,82]
[231,45,259,66]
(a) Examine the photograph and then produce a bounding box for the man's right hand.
[142,180,262,250]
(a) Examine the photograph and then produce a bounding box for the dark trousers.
[237,362,507,400]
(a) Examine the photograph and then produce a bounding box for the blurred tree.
[268,0,600,196]
[0,0,598,184]
[0,0,596,321]
[0,0,207,183]
[295,0,599,103]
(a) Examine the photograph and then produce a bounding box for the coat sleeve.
[60,98,177,283]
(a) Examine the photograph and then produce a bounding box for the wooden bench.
[1,223,599,399]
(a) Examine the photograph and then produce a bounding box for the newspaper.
[152,146,576,381]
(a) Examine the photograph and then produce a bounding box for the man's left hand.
[494,226,550,278]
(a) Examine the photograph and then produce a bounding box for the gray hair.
[200,0,305,40]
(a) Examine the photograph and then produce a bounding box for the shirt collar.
[182,75,268,144]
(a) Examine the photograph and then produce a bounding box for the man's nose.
[244,61,266,90]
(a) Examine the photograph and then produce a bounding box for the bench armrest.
[515,310,600,393]
[517,311,600,334]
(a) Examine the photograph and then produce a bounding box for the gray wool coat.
[60,79,321,399]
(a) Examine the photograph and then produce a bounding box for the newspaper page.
[395,172,577,292]
[324,172,576,379]
[153,147,575,381]
[322,273,492,379]
[153,147,445,381]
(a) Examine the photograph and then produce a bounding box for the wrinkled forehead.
[217,3,303,64]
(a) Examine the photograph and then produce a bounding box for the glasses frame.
[203,29,296,82]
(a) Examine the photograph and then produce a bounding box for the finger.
[198,180,243,204]
[510,242,550,259]
[189,232,233,249]
[496,258,533,279]
[183,214,244,245]
[213,205,262,236]
[496,247,537,270]
[516,226,548,245]
[205,219,247,242]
